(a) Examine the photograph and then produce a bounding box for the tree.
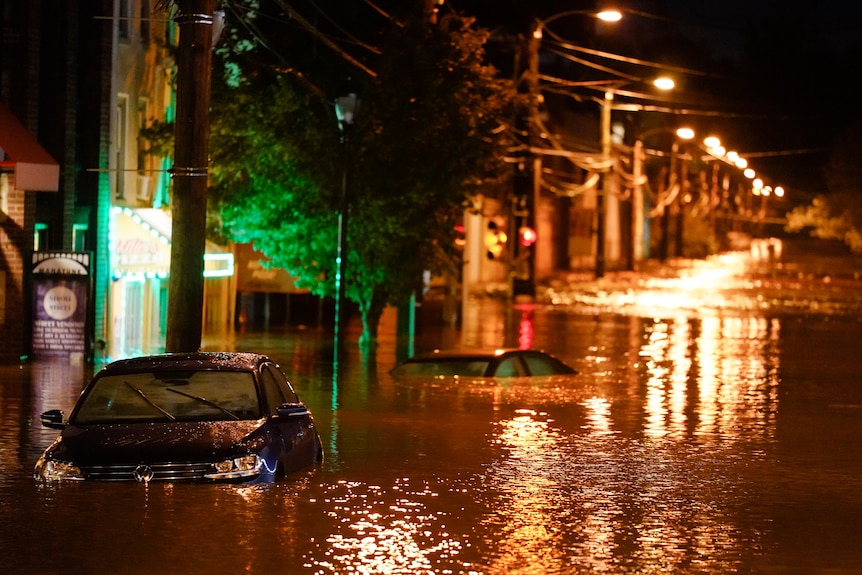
[785,119,862,253]
[209,10,520,350]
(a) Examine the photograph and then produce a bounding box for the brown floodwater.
[2,252,862,574]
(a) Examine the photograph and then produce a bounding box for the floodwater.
[2,248,862,574]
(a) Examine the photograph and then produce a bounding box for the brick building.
[1,0,113,363]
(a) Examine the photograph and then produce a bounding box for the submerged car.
[390,348,577,378]
[34,352,322,483]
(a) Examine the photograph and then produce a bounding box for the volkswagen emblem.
[133,464,154,483]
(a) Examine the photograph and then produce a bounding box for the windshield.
[72,371,261,424]
[391,359,490,377]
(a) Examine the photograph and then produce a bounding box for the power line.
[270,0,378,78]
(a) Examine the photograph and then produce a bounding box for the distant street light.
[512,9,623,296]
[597,10,623,22]
[631,125,693,267]
[652,76,675,90]
[526,9,624,284]
[598,78,675,276]
[333,91,358,365]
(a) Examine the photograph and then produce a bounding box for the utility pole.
[165,0,215,352]
[511,23,540,298]
[632,139,645,266]
[596,90,612,278]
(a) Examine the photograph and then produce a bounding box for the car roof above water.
[406,348,523,361]
[98,352,270,375]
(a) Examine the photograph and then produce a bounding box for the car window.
[523,353,559,376]
[494,356,524,377]
[73,371,260,423]
[391,360,490,377]
[261,364,300,414]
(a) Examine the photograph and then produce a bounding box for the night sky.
[446,0,862,199]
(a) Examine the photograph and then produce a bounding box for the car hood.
[48,420,267,464]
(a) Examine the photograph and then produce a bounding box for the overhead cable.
[272,0,378,77]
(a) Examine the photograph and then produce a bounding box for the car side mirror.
[40,409,66,429]
[276,403,309,418]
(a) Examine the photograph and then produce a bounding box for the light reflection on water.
[4,253,862,573]
[309,479,475,575]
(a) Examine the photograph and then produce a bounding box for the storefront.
[108,207,234,360]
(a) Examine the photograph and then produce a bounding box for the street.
[2,243,862,574]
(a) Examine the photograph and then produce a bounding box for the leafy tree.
[209,10,520,350]
[785,119,862,253]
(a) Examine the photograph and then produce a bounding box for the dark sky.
[666,0,862,63]
[448,0,862,197]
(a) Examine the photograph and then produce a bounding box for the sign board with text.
[31,252,91,361]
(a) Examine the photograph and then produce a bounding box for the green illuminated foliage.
[209,9,520,349]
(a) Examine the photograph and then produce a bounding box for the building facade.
[1,0,234,363]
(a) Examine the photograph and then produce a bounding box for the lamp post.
[632,124,691,264]
[522,9,623,287]
[596,89,613,278]
[333,91,358,365]
[599,77,675,275]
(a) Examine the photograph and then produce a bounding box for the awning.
[0,101,59,191]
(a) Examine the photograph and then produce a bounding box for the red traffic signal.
[518,226,537,247]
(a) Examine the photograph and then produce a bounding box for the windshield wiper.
[166,387,239,420]
[124,381,176,421]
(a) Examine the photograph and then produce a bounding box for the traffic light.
[485,220,507,260]
[518,226,536,248]
[454,223,466,250]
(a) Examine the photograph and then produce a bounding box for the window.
[140,0,151,43]
[72,224,88,252]
[34,223,48,251]
[523,353,557,376]
[137,97,151,201]
[118,0,130,39]
[114,95,129,199]
[495,357,524,377]
[260,364,300,414]
[74,371,260,423]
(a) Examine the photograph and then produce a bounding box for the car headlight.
[34,456,84,481]
[204,454,262,480]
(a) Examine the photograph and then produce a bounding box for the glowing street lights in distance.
[676,127,695,140]
[534,8,623,40]
[597,10,623,22]
[653,76,675,90]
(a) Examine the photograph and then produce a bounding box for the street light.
[514,8,624,293]
[597,77,675,276]
[526,8,680,278]
[631,125,692,266]
[333,90,358,365]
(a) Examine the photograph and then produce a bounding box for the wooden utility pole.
[166,0,215,352]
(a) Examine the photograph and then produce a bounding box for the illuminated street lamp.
[600,78,676,274]
[516,8,624,292]
[333,90,358,365]
[632,125,693,265]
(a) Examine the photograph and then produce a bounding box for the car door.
[260,363,317,472]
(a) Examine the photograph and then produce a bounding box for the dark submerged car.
[390,348,577,378]
[34,352,322,484]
